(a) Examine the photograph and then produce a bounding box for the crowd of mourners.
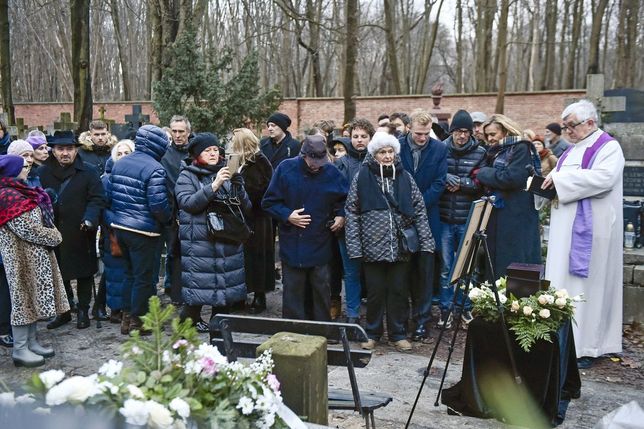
[0,99,625,370]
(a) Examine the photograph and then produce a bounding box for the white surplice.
[546,129,624,358]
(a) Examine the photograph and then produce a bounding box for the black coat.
[476,141,541,279]
[38,156,105,280]
[260,132,301,170]
[439,137,486,224]
[175,163,251,307]
[240,152,275,293]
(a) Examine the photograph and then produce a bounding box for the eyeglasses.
[561,119,588,132]
[452,129,471,136]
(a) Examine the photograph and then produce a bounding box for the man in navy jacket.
[400,109,447,341]
[106,125,172,334]
[262,135,348,322]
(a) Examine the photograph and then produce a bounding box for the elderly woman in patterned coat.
[0,155,69,367]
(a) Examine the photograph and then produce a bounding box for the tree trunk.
[557,1,570,89]
[306,0,323,97]
[564,0,582,89]
[454,0,463,92]
[586,0,609,75]
[109,0,131,100]
[494,0,509,113]
[71,0,92,132]
[475,0,495,92]
[343,0,358,123]
[527,1,540,91]
[383,0,401,94]
[414,0,445,94]
[540,0,556,89]
[149,0,163,94]
[614,0,640,87]
[0,0,14,124]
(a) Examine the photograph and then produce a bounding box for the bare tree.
[71,0,92,131]
[343,0,357,123]
[0,0,14,123]
[494,0,509,113]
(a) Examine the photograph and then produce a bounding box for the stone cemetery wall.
[12,89,584,136]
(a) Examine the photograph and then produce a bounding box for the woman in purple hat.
[26,131,50,168]
[0,154,69,367]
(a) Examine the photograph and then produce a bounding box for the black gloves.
[230,173,245,187]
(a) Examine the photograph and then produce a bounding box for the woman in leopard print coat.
[0,154,69,367]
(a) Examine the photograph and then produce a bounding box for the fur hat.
[0,154,25,178]
[188,132,221,158]
[449,110,474,133]
[367,131,400,156]
[7,139,34,156]
[546,122,562,136]
[266,112,291,133]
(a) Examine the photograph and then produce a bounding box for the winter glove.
[446,174,460,187]
[230,173,245,187]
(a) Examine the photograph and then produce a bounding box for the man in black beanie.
[260,112,301,170]
[544,122,570,157]
[437,110,485,329]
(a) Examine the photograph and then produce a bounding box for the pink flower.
[173,339,189,350]
[200,357,218,376]
[266,374,280,393]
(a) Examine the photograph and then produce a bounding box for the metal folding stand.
[405,199,520,428]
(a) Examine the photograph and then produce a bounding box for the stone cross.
[53,112,78,131]
[98,106,106,120]
[124,104,150,128]
[565,74,626,125]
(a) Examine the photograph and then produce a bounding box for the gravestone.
[564,74,626,126]
[110,104,150,140]
[97,105,115,127]
[53,112,78,131]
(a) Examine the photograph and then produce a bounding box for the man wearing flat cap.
[262,135,348,322]
[260,112,301,170]
[544,122,570,158]
[38,131,106,330]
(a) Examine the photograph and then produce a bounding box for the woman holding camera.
[345,132,435,352]
[175,133,251,331]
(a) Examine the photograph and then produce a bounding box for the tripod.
[405,199,521,428]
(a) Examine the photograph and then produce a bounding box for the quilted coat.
[106,125,172,234]
[175,162,251,307]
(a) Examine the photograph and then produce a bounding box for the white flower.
[0,392,16,407]
[45,375,101,406]
[126,384,145,399]
[499,294,508,304]
[555,297,567,308]
[145,400,174,429]
[538,295,548,305]
[119,399,149,426]
[468,288,482,300]
[539,309,551,319]
[33,407,51,415]
[162,350,172,365]
[99,381,120,395]
[172,420,187,429]
[39,370,66,389]
[510,300,520,313]
[98,359,123,378]
[131,345,143,355]
[237,396,255,415]
[169,397,190,420]
[522,306,533,316]
[15,394,36,405]
[554,289,569,299]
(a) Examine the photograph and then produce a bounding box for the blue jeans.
[439,222,471,311]
[337,237,362,318]
[116,230,161,317]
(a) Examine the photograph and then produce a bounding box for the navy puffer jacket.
[106,125,172,234]
[176,162,250,307]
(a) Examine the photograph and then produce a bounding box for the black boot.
[92,304,109,321]
[248,293,266,314]
[77,309,90,329]
[47,311,72,329]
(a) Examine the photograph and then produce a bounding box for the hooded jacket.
[107,125,172,234]
[175,162,250,307]
[78,131,118,175]
[334,139,367,185]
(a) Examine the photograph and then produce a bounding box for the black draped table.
[442,317,581,426]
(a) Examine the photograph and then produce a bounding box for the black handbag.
[206,196,252,244]
[381,189,419,255]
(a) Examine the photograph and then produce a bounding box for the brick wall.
[13,90,584,136]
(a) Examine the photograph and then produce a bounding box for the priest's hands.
[542,173,555,190]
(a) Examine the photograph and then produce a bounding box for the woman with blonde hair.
[472,114,541,279]
[231,128,274,313]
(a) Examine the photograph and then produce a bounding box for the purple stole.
[555,131,614,278]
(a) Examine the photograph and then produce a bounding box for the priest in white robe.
[540,99,624,365]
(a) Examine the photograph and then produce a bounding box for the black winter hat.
[188,132,220,158]
[546,122,562,136]
[47,130,79,147]
[267,112,291,133]
[449,110,474,134]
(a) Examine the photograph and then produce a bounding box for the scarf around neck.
[0,177,55,228]
[407,135,430,173]
[356,154,414,217]
[555,130,613,278]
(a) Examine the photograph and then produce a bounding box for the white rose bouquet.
[468,277,582,352]
[4,297,288,429]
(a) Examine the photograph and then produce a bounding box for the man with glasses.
[540,99,624,369]
[400,109,447,342]
[437,110,486,329]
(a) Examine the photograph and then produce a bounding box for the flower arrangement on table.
[467,277,582,352]
[0,297,289,429]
